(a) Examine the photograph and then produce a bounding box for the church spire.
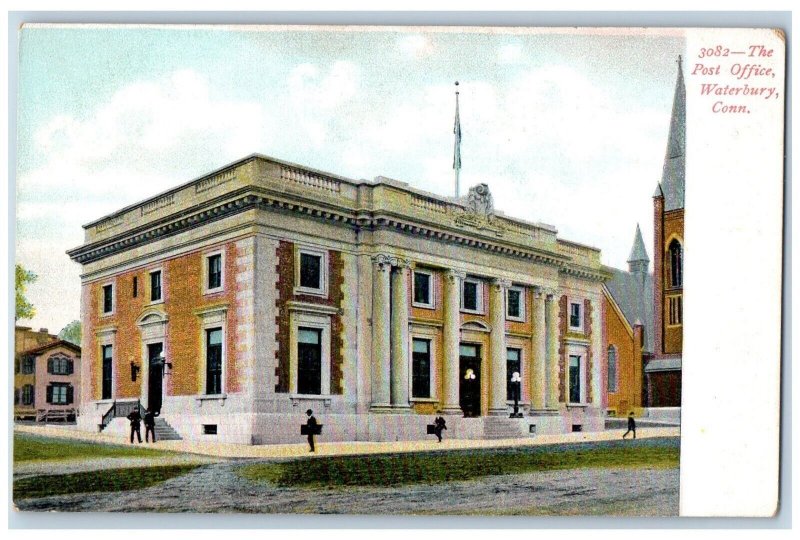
[453,81,462,198]
[660,55,686,211]
[628,223,650,274]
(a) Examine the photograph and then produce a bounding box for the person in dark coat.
[433,414,447,443]
[127,407,143,444]
[622,412,637,439]
[144,408,159,443]
[306,409,318,452]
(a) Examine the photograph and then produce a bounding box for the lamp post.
[510,371,523,418]
[155,351,173,377]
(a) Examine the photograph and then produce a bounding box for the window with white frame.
[295,247,327,296]
[413,270,434,308]
[205,328,223,395]
[101,283,114,315]
[48,355,73,375]
[47,383,73,405]
[607,345,618,393]
[205,252,224,293]
[506,348,522,400]
[461,278,483,313]
[569,301,583,331]
[412,338,432,398]
[149,269,163,302]
[568,353,585,404]
[101,344,113,400]
[506,286,525,321]
[291,311,331,396]
[297,327,323,395]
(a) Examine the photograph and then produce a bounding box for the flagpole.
[453,81,461,198]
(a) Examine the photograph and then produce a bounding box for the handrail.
[99,401,116,431]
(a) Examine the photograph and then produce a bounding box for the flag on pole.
[453,81,461,197]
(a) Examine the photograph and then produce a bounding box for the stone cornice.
[68,184,607,281]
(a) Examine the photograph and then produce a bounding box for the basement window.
[571,424,583,433]
[203,424,218,435]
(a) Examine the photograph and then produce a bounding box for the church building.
[68,155,611,444]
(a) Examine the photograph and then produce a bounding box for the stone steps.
[152,418,182,441]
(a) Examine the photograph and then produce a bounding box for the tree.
[15,264,37,321]
[58,320,82,346]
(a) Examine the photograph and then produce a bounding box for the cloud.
[398,34,434,59]
[498,44,523,64]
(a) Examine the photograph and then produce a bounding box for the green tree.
[58,320,82,346]
[15,264,37,321]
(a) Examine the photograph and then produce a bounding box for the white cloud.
[398,35,434,59]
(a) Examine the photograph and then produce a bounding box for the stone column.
[390,260,411,410]
[531,287,547,410]
[370,254,392,410]
[489,278,512,416]
[441,269,465,414]
[545,290,560,408]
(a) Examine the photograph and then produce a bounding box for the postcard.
[10,24,785,520]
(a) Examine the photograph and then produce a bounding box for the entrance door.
[459,344,481,417]
[147,343,164,413]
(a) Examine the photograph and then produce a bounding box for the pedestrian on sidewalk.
[433,413,447,443]
[622,412,636,439]
[127,407,143,444]
[144,408,159,443]
[306,409,318,453]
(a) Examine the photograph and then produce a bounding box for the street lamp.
[510,371,523,418]
[154,351,172,376]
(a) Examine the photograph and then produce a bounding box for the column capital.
[393,257,412,270]
[539,286,559,299]
[445,269,467,283]
[491,278,513,291]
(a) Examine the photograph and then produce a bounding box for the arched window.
[668,239,683,288]
[607,346,618,393]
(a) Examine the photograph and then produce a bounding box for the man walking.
[622,412,637,439]
[433,413,447,443]
[306,409,318,453]
[127,407,143,444]
[144,408,159,443]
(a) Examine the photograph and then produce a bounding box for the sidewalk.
[14,423,680,460]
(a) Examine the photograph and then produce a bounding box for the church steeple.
[628,223,650,274]
[660,55,686,211]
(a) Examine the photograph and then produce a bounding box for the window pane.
[298,328,322,395]
[507,289,521,317]
[300,253,322,289]
[150,271,162,301]
[463,281,478,311]
[412,339,431,398]
[208,254,222,289]
[103,285,113,313]
[414,272,431,304]
[607,346,617,393]
[569,355,581,403]
[207,328,222,346]
[570,303,581,327]
[299,328,321,344]
[459,344,478,357]
[506,348,521,400]
[412,339,430,354]
[206,328,223,394]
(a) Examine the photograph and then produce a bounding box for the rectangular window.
[22,357,35,374]
[22,385,34,406]
[207,254,222,291]
[299,252,322,290]
[569,302,582,330]
[102,284,113,314]
[507,348,522,400]
[668,295,683,325]
[49,356,72,375]
[413,271,433,308]
[507,287,524,320]
[206,328,223,395]
[49,383,71,405]
[569,355,582,404]
[297,327,322,395]
[150,270,162,302]
[607,346,618,393]
[102,345,113,400]
[462,279,482,312]
[133,276,138,298]
[412,339,431,398]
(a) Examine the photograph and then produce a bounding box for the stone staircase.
[483,417,524,440]
[153,418,182,441]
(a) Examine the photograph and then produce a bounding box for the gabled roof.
[660,56,686,211]
[21,339,81,357]
[627,224,649,264]
[605,267,655,353]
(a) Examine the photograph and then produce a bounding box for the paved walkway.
[15,423,680,460]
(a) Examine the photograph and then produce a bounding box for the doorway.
[147,343,164,413]
[459,343,481,417]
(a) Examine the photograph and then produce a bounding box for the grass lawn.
[13,465,200,500]
[238,438,680,488]
[14,433,173,463]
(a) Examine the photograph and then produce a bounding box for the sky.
[15,26,684,333]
